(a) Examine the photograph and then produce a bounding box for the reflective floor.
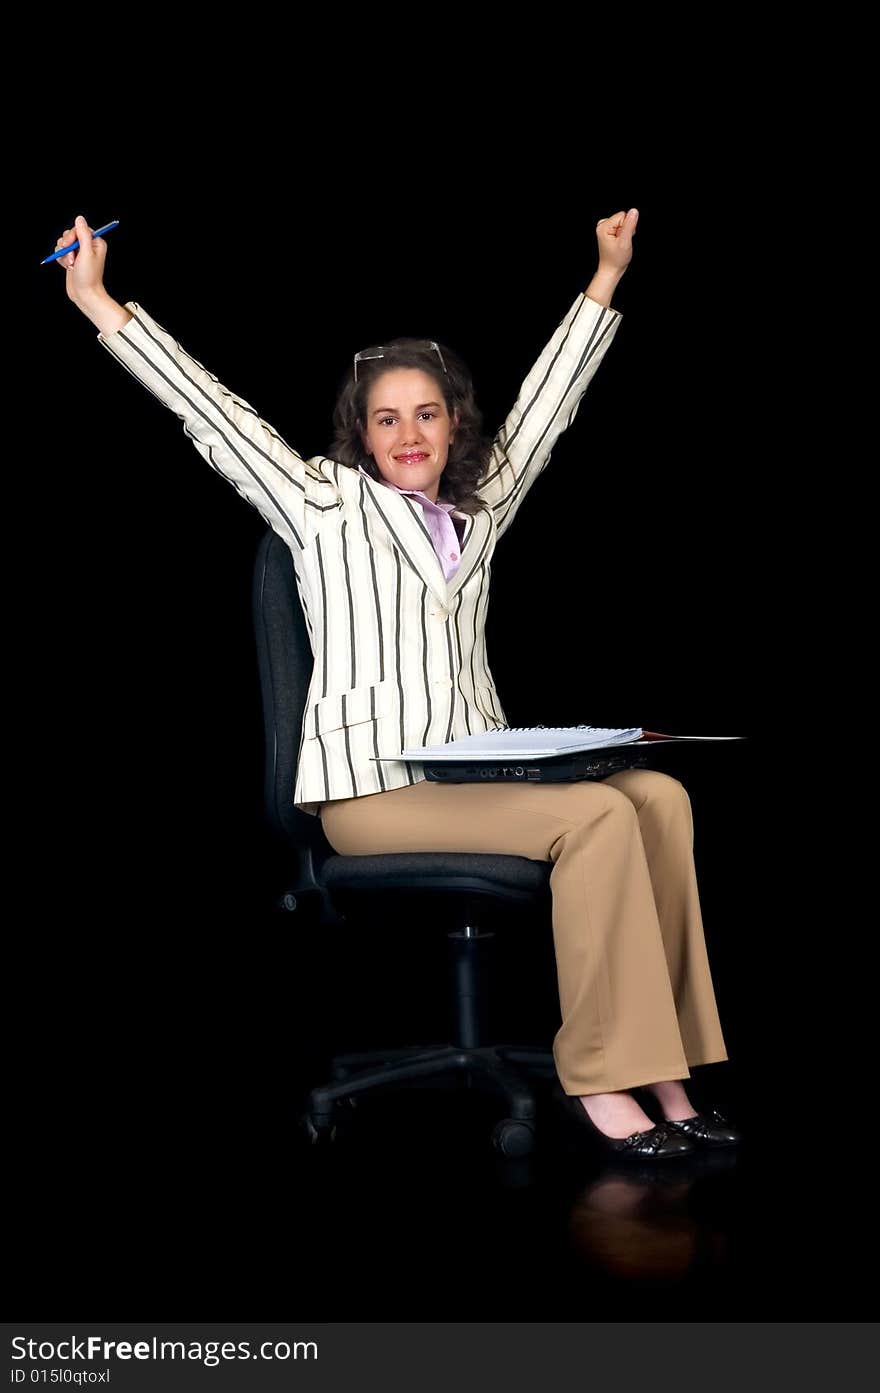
[278,1080,810,1320]
[15,1062,858,1320]
[8,872,862,1321]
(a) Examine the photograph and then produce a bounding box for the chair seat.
[321,851,552,902]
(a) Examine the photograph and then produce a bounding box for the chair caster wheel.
[492,1118,535,1158]
[302,1111,337,1145]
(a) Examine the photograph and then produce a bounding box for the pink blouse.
[357,465,466,580]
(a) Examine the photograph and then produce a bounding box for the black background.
[12,107,850,1321]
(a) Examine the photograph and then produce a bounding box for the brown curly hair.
[328,337,495,517]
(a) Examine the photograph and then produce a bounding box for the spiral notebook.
[370,726,745,785]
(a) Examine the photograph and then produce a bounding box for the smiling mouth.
[396,454,428,463]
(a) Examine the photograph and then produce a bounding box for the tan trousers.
[318,768,728,1096]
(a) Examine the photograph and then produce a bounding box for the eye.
[378,412,437,426]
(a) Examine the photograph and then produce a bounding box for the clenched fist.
[595,208,639,274]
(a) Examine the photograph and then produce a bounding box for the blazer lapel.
[363,477,449,606]
[362,472,491,607]
[400,497,493,605]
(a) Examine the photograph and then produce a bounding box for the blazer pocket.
[305,679,395,740]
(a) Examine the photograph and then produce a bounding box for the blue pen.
[40,220,120,265]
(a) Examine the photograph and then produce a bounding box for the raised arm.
[477,207,638,541]
[57,216,341,556]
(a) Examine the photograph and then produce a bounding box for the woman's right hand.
[55,214,108,304]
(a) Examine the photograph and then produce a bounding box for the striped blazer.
[97,290,623,817]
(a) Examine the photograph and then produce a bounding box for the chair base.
[307,1043,556,1134]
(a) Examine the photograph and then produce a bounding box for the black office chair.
[251,528,557,1158]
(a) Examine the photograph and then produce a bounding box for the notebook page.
[399,726,643,760]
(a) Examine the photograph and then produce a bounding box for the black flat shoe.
[660,1109,741,1148]
[551,1082,694,1161]
[631,1088,742,1149]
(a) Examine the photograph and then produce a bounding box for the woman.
[56,210,739,1161]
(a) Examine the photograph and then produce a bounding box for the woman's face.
[359,368,459,503]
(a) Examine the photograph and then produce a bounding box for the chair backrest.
[251,527,322,849]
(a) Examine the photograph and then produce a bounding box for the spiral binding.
[498,725,607,732]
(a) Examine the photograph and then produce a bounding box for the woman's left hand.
[595,208,639,273]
